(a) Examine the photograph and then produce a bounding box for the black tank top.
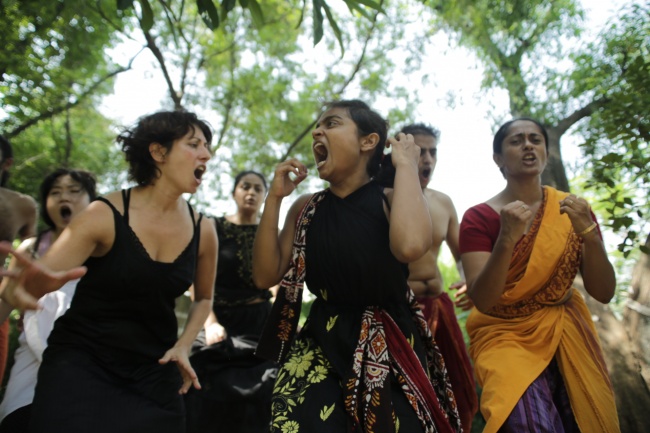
[48,189,202,367]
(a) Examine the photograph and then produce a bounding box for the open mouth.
[194,165,206,180]
[313,143,328,168]
[523,154,536,163]
[60,205,72,221]
[421,168,432,178]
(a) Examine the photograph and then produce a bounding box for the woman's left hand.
[159,345,200,394]
[387,133,420,169]
[559,194,594,234]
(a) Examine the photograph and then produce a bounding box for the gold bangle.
[576,222,597,237]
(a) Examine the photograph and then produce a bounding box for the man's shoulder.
[424,188,454,207]
[0,187,36,212]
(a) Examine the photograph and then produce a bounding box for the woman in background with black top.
[0,111,218,433]
[185,170,277,433]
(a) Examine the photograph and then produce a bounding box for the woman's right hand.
[498,201,533,246]
[269,159,308,199]
[0,241,87,311]
[205,322,227,345]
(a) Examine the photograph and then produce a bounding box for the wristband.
[576,222,597,237]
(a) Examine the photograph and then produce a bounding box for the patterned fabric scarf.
[256,190,328,363]
[342,295,462,433]
[256,189,461,433]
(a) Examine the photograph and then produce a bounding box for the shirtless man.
[0,135,37,381]
[400,123,478,432]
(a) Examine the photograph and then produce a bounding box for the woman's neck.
[503,177,544,204]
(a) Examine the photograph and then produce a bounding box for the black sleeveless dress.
[269,181,439,432]
[29,189,202,433]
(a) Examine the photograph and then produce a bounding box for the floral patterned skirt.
[270,336,429,433]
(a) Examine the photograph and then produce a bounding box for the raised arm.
[463,201,531,312]
[252,159,308,288]
[0,199,114,310]
[559,194,615,303]
[386,133,432,262]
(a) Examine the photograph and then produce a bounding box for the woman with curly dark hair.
[0,111,218,433]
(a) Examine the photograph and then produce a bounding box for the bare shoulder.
[425,188,457,212]
[0,188,37,214]
[100,190,126,214]
[68,196,117,241]
[290,193,314,214]
[199,214,217,242]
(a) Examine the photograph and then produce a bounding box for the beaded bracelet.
[577,222,597,237]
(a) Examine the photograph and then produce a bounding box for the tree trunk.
[624,234,650,386]
[574,276,650,433]
[541,128,570,192]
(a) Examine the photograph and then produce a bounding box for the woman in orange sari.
[459,118,619,433]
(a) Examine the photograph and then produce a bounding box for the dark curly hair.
[40,168,97,229]
[117,111,213,186]
[320,100,388,178]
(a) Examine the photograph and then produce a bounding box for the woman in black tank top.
[0,111,219,433]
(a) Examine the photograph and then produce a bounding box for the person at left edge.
[0,111,218,433]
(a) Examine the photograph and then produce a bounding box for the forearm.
[252,195,284,287]
[204,310,218,328]
[389,165,432,261]
[580,232,616,303]
[466,241,514,312]
[177,298,212,349]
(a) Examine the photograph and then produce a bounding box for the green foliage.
[115,0,384,47]
[0,0,128,133]
[574,2,650,256]
[7,102,126,206]
[429,0,583,116]
[0,0,129,196]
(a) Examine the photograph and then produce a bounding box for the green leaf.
[350,0,385,14]
[320,403,335,420]
[322,1,344,54]
[117,0,134,10]
[247,0,264,27]
[312,0,324,45]
[139,0,154,32]
[197,0,220,30]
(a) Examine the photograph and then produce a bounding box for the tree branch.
[555,97,609,136]
[278,5,382,162]
[6,57,138,138]
[143,29,184,110]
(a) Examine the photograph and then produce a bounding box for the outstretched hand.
[0,241,87,311]
[449,281,473,311]
[159,345,200,394]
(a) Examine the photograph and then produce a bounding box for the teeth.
[317,160,326,168]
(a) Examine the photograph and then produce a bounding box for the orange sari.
[467,187,619,433]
